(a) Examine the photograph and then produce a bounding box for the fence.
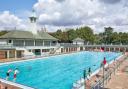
[90,55,127,89]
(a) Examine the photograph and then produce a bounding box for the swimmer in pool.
[13,68,19,82]
[6,69,12,80]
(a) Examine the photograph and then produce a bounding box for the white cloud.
[34,0,102,26]
[0,11,26,30]
[1,0,128,33]
[33,0,128,33]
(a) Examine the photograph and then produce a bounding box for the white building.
[0,10,58,59]
[72,37,84,45]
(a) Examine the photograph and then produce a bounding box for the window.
[44,41,50,46]
[13,40,24,46]
[8,40,12,43]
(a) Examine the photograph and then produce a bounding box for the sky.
[0,0,128,33]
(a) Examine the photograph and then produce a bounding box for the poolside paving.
[0,82,21,89]
[105,57,128,89]
[0,58,23,63]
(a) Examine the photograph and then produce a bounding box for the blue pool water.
[0,51,121,89]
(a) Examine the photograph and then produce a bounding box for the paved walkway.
[0,51,77,63]
[105,58,128,89]
[0,82,21,89]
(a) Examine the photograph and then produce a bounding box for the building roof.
[73,37,84,41]
[0,30,58,40]
[38,31,58,40]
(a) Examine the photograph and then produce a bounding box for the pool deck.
[0,82,21,89]
[0,52,68,63]
[0,51,80,63]
[0,58,23,63]
[86,53,128,89]
[105,56,128,89]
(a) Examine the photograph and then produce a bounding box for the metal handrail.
[90,70,112,89]
[91,56,127,89]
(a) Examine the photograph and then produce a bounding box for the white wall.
[29,21,37,34]
[0,39,7,45]
[73,41,84,45]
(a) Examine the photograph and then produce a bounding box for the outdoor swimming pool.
[0,51,121,89]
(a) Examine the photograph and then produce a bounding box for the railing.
[60,43,84,47]
[0,43,128,50]
[91,55,127,89]
[0,43,59,48]
[49,46,61,54]
[86,44,128,47]
[91,69,113,89]
[0,44,14,49]
[59,43,128,47]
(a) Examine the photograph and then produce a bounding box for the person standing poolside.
[86,67,92,80]
[13,68,19,82]
[6,69,12,80]
[88,67,91,76]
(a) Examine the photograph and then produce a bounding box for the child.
[13,68,19,82]
[6,69,12,80]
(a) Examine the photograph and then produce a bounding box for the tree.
[50,29,69,42]
[61,32,69,42]
[0,31,8,36]
[76,26,95,43]
[66,29,77,41]
[94,34,102,44]
[53,30,63,40]
[119,32,128,45]
[103,27,114,44]
[50,26,128,45]
[111,32,120,44]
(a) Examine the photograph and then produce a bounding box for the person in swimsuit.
[28,66,32,71]
[6,69,12,80]
[13,68,19,82]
